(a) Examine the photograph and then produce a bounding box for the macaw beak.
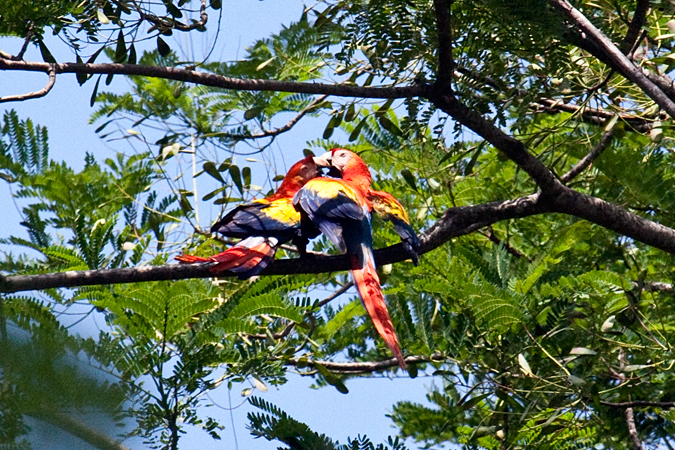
[313,152,333,168]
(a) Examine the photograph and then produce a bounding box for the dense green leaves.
[6,0,675,449]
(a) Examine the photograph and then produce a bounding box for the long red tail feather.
[175,238,276,276]
[175,254,211,263]
[350,255,407,370]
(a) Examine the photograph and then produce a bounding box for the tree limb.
[286,353,446,374]
[0,66,55,103]
[560,119,616,182]
[210,95,328,141]
[4,185,675,292]
[550,0,675,118]
[0,59,427,99]
[433,0,454,90]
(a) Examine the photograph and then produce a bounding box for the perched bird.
[176,154,330,278]
[294,148,416,370]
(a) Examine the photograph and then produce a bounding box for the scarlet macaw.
[176,154,330,278]
[294,148,416,370]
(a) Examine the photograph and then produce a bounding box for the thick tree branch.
[4,185,675,293]
[0,195,550,293]
[0,66,55,103]
[550,0,675,118]
[0,59,426,99]
[551,189,675,253]
[433,0,453,90]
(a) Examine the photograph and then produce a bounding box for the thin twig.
[317,281,354,308]
[0,66,56,103]
[210,95,329,141]
[600,400,675,408]
[561,119,616,183]
[135,0,207,32]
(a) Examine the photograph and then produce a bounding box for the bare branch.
[550,0,675,118]
[625,406,644,450]
[211,95,329,141]
[3,187,675,293]
[0,59,426,99]
[433,0,453,90]
[286,353,446,374]
[561,119,616,183]
[621,0,650,54]
[317,281,354,308]
[600,400,675,408]
[531,98,654,133]
[0,66,55,103]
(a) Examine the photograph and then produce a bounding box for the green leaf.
[203,162,225,183]
[210,0,222,9]
[242,166,251,187]
[75,56,88,85]
[128,43,137,65]
[314,363,349,394]
[244,107,264,120]
[400,169,418,191]
[349,117,367,142]
[90,76,101,107]
[229,165,243,194]
[378,115,402,136]
[157,36,171,57]
[345,103,356,122]
[114,30,127,63]
[38,40,56,63]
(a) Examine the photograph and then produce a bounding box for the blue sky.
[0,2,435,449]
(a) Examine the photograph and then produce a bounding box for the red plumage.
[294,148,409,370]
[176,154,329,277]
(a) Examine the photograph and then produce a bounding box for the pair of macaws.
[177,149,419,370]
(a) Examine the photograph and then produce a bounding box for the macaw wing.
[211,198,300,239]
[370,190,420,265]
[294,178,367,251]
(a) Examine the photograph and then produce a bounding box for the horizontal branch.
[0,66,56,103]
[0,59,426,99]
[4,186,675,293]
[0,195,552,293]
[286,353,446,375]
[600,400,675,409]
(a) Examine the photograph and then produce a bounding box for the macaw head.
[321,148,372,183]
[276,154,332,196]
